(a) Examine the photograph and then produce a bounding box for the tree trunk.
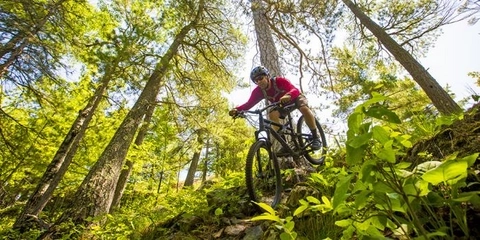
[13,71,112,231]
[342,0,462,115]
[183,152,201,187]
[201,139,210,183]
[183,130,204,188]
[109,104,156,212]
[250,0,282,77]
[109,160,133,212]
[39,2,205,236]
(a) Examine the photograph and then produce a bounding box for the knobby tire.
[297,116,327,165]
[245,140,282,208]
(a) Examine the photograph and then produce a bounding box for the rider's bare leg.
[268,110,281,132]
[298,106,316,130]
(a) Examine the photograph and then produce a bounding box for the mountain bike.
[234,102,327,207]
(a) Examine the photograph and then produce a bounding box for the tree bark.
[13,70,112,230]
[201,139,210,183]
[251,0,282,77]
[183,130,204,188]
[110,104,156,212]
[39,1,206,237]
[342,0,462,115]
[183,152,201,187]
[109,160,133,212]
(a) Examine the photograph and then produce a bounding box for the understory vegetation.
[1,0,479,239]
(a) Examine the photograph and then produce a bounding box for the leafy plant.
[251,202,298,240]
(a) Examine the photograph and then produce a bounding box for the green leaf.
[372,125,390,145]
[322,196,332,208]
[214,208,223,216]
[355,190,371,209]
[422,160,468,185]
[373,181,394,193]
[364,105,401,124]
[346,144,366,165]
[284,221,295,232]
[348,132,373,148]
[376,140,396,163]
[280,232,293,240]
[396,162,412,169]
[306,196,321,204]
[335,219,353,227]
[293,205,308,216]
[414,161,442,174]
[461,153,479,167]
[347,112,364,134]
[255,202,276,215]
[251,214,281,222]
[333,175,353,211]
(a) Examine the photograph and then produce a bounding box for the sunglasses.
[254,76,265,83]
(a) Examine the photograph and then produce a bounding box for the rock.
[242,225,263,240]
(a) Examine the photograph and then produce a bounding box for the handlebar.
[233,102,296,119]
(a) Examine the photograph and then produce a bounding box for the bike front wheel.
[245,140,282,208]
[297,116,327,165]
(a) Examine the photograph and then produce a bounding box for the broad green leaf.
[255,202,276,215]
[333,175,353,211]
[293,204,308,216]
[396,162,412,169]
[346,144,366,165]
[387,193,407,213]
[376,140,396,163]
[451,192,479,202]
[372,125,390,144]
[426,192,445,206]
[415,179,430,196]
[335,219,353,227]
[306,196,321,204]
[414,161,442,174]
[400,139,412,148]
[461,153,479,166]
[360,161,376,182]
[373,181,394,193]
[371,215,387,230]
[348,112,364,134]
[285,221,295,232]
[355,190,371,209]
[348,132,373,148]
[360,92,387,107]
[322,196,332,208]
[422,161,468,185]
[364,105,401,124]
[280,232,291,240]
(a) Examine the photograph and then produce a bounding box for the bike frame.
[244,102,305,158]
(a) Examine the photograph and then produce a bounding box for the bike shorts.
[269,94,309,117]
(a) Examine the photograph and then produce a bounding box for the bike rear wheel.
[245,140,282,208]
[297,116,327,165]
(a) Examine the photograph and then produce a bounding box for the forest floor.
[144,103,480,239]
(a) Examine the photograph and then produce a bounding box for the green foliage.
[333,94,478,239]
[252,202,298,240]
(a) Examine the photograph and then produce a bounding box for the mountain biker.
[229,66,322,150]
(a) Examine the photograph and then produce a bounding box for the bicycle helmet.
[250,66,269,82]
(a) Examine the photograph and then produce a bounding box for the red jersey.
[235,77,300,111]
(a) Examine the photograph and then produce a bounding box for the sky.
[228,20,480,110]
[419,21,480,104]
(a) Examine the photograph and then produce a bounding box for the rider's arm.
[235,87,263,111]
[276,77,300,100]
